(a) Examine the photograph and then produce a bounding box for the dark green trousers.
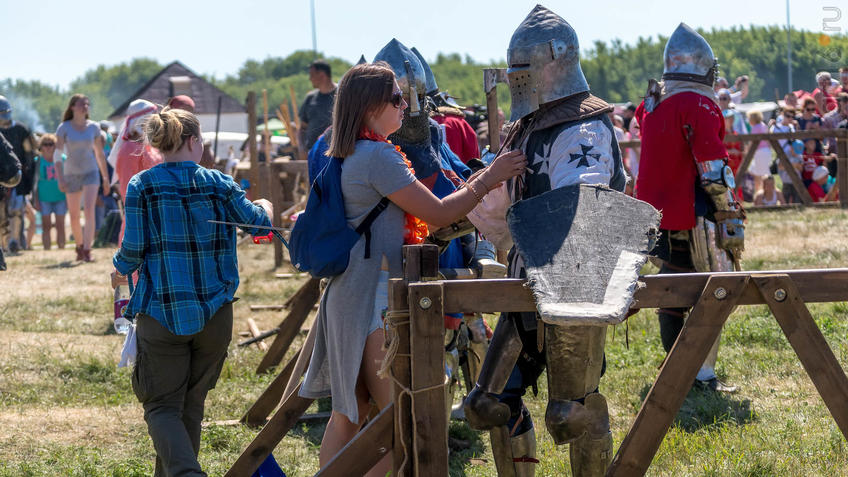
[132,303,232,477]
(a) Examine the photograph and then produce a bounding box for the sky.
[3,0,842,89]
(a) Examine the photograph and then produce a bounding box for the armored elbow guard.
[696,159,744,253]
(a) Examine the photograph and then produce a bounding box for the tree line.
[3,26,847,133]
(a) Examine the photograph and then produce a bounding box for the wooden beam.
[769,139,814,205]
[242,348,301,427]
[753,274,848,440]
[256,278,321,374]
[315,404,394,477]
[608,274,749,476]
[246,318,268,352]
[733,139,758,185]
[408,281,449,476]
[439,269,848,314]
[390,277,413,477]
[271,162,285,267]
[838,138,848,209]
[247,92,259,199]
[225,383,314,477]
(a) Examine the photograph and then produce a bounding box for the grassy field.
[1,207,847,476]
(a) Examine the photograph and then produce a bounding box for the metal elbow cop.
[696,159,744,252]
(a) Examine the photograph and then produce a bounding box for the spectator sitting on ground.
[753,175,784,206]
[808,165,839,202]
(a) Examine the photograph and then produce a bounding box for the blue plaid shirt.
[113,161,271,335]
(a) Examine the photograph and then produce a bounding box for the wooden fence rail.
[620,128,848,209]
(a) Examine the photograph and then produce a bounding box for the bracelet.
[467,180,485,202]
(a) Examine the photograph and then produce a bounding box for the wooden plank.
[247,92,259,199]
[256,278,321,374]
[770,139,814,205]
[271,162,285,267]
[608,274,749,477]
[753,274,848,440]
[733,139,758,185]
[747,202,840,211]
[224,383,314,477]
[621,129,848,149]
[439,269,848,314]
[316,404,394,477]
[838,138,848,209]
[242,348,301,426]
[390,277,413,477]
[246,318,269,352]
[408,282,449,476]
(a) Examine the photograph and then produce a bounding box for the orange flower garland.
[359,129,429,244]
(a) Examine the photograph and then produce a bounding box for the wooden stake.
[315,404,394,476]
[246,318,268,352]
[289,84,300,130]
[247,92,258,199]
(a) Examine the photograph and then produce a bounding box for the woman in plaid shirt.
[113,108,272,477]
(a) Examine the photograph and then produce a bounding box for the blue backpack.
[289,156,389,278]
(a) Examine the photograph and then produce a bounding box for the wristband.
[468,180,485,202]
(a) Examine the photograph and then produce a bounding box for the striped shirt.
[113,161,271,335]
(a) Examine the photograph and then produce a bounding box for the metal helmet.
[506,5,589,121]
[0,96,11,121]
[374,39,426,117]
[411,47,439,96]
[662,23,718,86]
[357,54,367,65]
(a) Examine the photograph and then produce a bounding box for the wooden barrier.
[619,128,848,209]
[225,243,848,476]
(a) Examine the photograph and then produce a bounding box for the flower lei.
[359,128,429,245]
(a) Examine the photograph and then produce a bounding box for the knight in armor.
[463,6,627,476]
[0,130,22,270]
[634,23,744,393]
[0,96,36,253]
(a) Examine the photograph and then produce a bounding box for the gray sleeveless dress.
[299,140,416,424]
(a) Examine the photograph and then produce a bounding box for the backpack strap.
[355,197,390,259]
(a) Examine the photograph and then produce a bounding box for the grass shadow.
[448,419,487,477]
[40,260,80,269]
[638,382,756,433]
[288,417,327,447]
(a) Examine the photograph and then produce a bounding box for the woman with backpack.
[299,62,526,476]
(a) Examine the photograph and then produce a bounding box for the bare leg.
[55,214,66,249]
[66,191,82,252]
[81,183,99,250]
[753,175,764,196]
[318,330,392,476]
[42,213,52,250]
[25,202,36,249]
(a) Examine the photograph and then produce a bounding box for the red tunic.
[635,92,727,230]
[432,114,480,164]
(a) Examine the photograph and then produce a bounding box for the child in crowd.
[802,138,824,184]
[33,134,67,250]
[112,108,273,477]
[808,165,838,202]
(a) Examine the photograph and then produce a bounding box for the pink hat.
[167,95,195,112]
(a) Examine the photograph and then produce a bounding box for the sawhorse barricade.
[225,244,848,476]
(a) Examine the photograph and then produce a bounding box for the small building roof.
[108,61,245,119]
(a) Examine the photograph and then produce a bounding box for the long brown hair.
[62,94,90,122]
[327,62,395,158]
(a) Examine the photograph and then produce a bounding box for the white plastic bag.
[117,322,137,368]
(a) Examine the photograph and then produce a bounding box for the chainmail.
[388,104,431,146]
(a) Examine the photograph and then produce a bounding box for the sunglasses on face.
[390,91,404,108]
[40,142,55,147]
[719,97,730,101]
[806,108,816,112]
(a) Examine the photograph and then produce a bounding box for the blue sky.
[4,0,840,89]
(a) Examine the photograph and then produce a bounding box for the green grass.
[1,207,848,475]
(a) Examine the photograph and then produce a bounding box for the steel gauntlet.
[696,159,745,253]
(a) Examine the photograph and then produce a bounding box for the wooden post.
[769,139,814,205]
[256,278,321,374]
[315,404,394,476]
[247,92,259,199]
[246,318,268,352]
[407,280,448,476]
[242,348,301,426]
[608,274,749,476]
[837,137,848,209]
[271,162,285,267]
[733,141,758,186]
[224,383,314,477]
[752,274,848,438]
